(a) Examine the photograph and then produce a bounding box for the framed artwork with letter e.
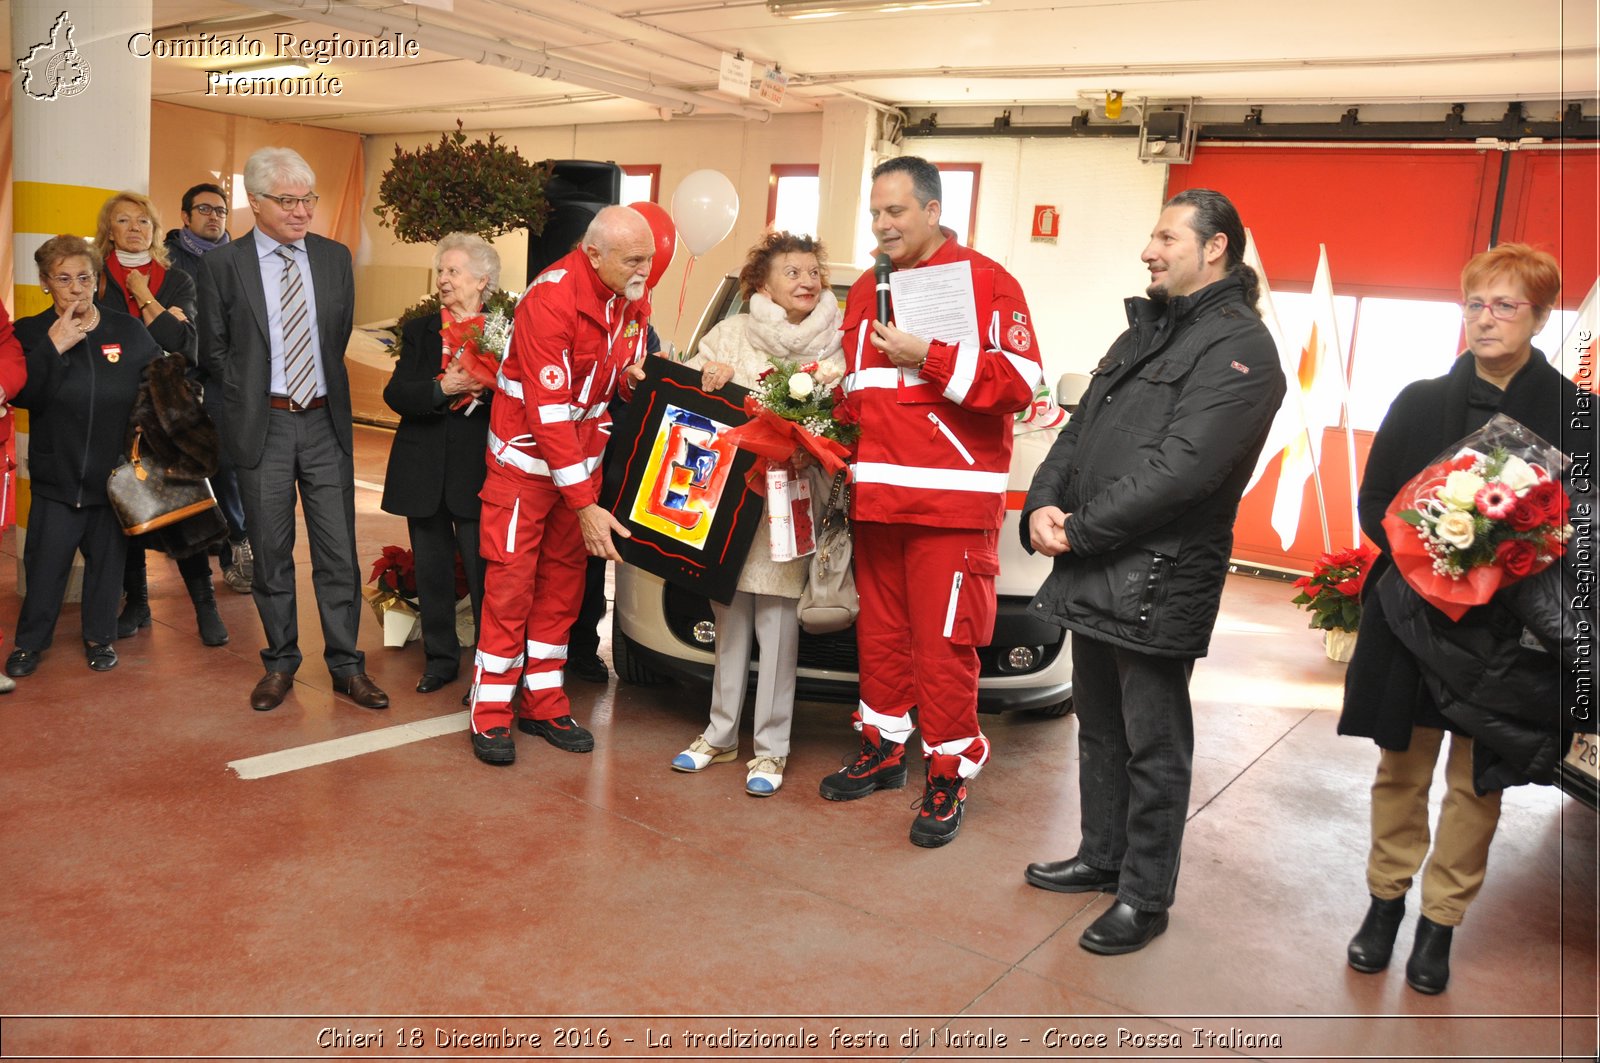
[601,358,763,604]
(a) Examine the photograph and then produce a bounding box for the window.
[1273,292,1581,433]
[766,164,820,236]
[935,163,980,247]
[620,165,660,205]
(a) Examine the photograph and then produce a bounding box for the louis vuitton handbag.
[797,468,858,635]
[106,430,222,536]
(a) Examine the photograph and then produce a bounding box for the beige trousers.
[1367,726,1503,927]
[702,591,798,759]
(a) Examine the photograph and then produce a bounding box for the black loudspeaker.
[526,160,623,282]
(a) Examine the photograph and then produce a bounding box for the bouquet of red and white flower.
[1383,413,1574,621]
[718,357,857,489]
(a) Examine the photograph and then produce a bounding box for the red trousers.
[471,473,586,733]
[853,520,997,777]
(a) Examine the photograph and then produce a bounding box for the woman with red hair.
[1339,243,1589,994]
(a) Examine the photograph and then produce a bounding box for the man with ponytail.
[1018,189,1285,955]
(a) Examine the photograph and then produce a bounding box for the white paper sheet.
[888,260,978,350]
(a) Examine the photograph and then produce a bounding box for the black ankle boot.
[186,575,230,647]
[1347,894,1407,973]
[117,552,152,638]
[1405,916,1453,994]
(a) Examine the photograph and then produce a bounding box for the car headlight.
[999,646,1040,673]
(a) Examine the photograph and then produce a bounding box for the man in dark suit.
[197,146,388,712]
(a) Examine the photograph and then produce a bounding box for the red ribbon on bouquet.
[718,396,851,495]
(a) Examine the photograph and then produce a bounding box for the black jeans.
[1071,633,1195,912]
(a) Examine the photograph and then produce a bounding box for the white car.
[612,268,1073,717]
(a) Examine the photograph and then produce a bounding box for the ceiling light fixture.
[767,0,988,20]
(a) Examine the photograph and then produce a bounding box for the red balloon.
[629,201,677,289]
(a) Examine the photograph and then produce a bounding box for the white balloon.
[670,169,739,256]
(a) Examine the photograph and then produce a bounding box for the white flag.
[1269,246,1350,551]
[1242,229,1302,498]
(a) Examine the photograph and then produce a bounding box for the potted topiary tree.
[373,120,551,343]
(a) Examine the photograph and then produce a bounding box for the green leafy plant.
[373,120,553,245]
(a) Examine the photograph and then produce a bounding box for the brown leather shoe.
[333,672,389,709]
[251,671,295,711]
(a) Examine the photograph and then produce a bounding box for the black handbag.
[106,430,222,536]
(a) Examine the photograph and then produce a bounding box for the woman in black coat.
[381,233,496,695]
[6,236,161,676]
[1339,243,1586,995]
[94,191,229,648]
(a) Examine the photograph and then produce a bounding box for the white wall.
[907,136,1170,386]
[357,113,824,351]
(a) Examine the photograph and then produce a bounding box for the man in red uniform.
[469,206,653,765]
[820,156,1042,846]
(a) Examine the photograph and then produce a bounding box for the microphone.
[873,253,893,324]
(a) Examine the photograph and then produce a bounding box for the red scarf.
[104,256,167,318]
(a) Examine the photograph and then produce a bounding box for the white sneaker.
[671,735,737,773]
[0,673,14,694]
[745,755,786,796]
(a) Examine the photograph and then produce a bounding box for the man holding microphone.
[821,156,1043,847]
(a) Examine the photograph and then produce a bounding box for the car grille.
[662,584,1061,677]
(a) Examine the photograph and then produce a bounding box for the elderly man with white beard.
[468,206,654,766]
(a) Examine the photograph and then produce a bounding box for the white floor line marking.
[228,710,469,780]
[353,477,385,492]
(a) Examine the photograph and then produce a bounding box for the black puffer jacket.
[1377,547,1596,792]
[1338,352,1586,749]
[1023,273,1286,657]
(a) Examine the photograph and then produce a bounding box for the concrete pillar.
[10,0,151,594]
[816,99,882,268]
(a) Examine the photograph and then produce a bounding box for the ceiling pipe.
[227,0,775,120]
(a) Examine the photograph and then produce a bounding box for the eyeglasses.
[1462,298,1535,321]
[191,204,228,217]
[255,193,319,211]
[48,273,95,288]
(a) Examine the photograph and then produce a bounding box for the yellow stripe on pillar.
[14,181,119,237]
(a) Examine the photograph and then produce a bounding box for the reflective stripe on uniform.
[859,701,915,743]
[486,429,602,483]
[525,639,568,660]
[551,456,601,486]
[496,371,524,400]
[845,367,900,392]
[522,671,563,691]
[943,339,980,405]
[475,648,526,673]
[1004,352,1043,390]
[852,461,1007,494]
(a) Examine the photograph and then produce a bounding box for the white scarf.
[743,292,842,362]
[114,249,153,267]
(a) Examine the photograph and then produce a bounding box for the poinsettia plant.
[368,545,418,602]
[1291,545,1376,632]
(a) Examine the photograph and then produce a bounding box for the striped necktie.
[276,245,316,407]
